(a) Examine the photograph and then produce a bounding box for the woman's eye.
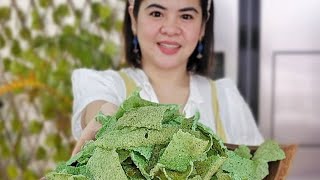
[181,14,193,20]
[150,11,162,17]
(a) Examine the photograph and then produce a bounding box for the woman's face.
[130,0,205,72]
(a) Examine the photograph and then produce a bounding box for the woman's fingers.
[71,120,102,156]
[71,137,86,156]
[72,103,117,156]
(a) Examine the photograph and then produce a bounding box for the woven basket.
[225,143,298,180]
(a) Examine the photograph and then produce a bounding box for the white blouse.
[71,68,264,145]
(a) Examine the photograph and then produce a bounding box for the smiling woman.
[71,0,263,162]
[131,0,204,73]
[124,0,214,75]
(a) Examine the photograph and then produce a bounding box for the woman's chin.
[153,61,185,71]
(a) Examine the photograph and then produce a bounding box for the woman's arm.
[72,101,118,155]
[80,100,118,128]
[71,68,126,140]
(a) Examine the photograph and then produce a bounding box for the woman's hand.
[71,119,101,156]
[71,101,118,156]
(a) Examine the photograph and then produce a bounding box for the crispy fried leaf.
[87,148,128,180]
[159,130,209,172]
[252,140,286,162]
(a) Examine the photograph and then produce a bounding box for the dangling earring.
[132,36,141,64]
[196,41,204,59]
[133,36,139,53]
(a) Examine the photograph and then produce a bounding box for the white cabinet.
[259,0,320,179]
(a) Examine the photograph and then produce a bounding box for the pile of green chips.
[46,91,285,180]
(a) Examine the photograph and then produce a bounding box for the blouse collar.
[134,68,204,106]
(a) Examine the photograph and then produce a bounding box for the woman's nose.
[160,17,182,36]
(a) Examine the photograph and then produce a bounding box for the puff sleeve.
[216,78,264,145]
[71,68,126,140]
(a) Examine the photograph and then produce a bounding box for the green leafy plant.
[0,0,124,179]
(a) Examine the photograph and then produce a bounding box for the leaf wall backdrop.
[0,0,124,179]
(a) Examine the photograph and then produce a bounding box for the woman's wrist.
[81,102,118,128]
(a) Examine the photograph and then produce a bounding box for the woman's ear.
[128,6,137,34]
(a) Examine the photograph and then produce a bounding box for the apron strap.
[210,80,227,142]
[118,71,137,98]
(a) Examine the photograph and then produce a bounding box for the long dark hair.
[122,0,215,76]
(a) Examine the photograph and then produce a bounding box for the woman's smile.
[157,41,182,55]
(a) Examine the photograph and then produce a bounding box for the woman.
[71,0,263,155]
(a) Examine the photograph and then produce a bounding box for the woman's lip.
[157,41,181,55]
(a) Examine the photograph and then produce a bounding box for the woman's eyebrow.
[145,4,166,10]
[145,4,199,14]
[179,7,199,14]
